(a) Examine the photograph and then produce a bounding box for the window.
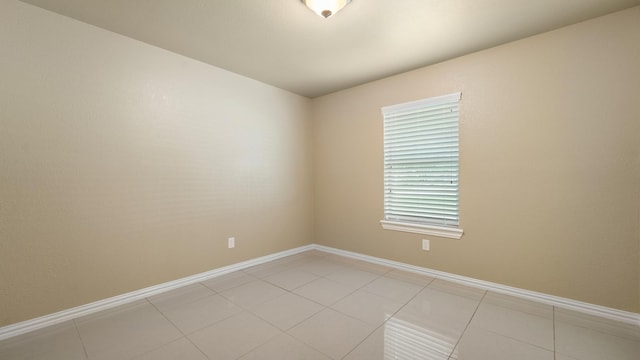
[380,92,463,239]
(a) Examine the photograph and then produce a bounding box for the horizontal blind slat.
[385,114,458,128]
[385,129,458,142]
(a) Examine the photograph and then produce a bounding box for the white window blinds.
[382,92,461,230]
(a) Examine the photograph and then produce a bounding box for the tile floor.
[1,250,639,360]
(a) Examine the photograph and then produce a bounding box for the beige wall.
[0,0,313,326]
[312,7,640,312]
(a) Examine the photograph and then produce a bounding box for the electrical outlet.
[228,237,235,249]
[422,239,430,251]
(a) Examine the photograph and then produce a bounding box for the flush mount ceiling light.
[302,0,352,18]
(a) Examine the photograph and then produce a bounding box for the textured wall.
[0,0,313,326]
[312,7,640,312]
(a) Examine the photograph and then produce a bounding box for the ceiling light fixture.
[302,0,352,18]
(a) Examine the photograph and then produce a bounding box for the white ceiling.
[19,0,640,98]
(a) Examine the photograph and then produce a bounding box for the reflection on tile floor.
[1,250,639,359]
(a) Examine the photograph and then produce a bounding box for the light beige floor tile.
[288,308,376,360]
[263,268,319,290]
[188,311,281,360]
[555,315,640,360]
[362,275,425,303]
[384,269,435,287]
[201,271,256,292]
[293,277,357,306]
[75,300,182,360]
[260,257,301,269]
[153,293,243,334]
[470,292,553,350]
[391,286,482,355]
[220,279,288,308]
[483,292,553,318]
[331,289,404,326]
[132,338,207,360]
[0,321,87,360]
[327,255,380,270]
[324,254,361,265]
[324,267,380,289]
[345,325,445,360]
[290,259,350,277]
[555,355,579,360]
[249,293,324,330]
[342,326,385,360]
[348,260,393,275]
[238,333,331,360]
[148,283,216,312]
[386,317,453,360]
[278,251,328,264]
[385,314,457,358]
[299,249,331,258]
[426,279,486,301]
[451,324,554,360]
[555,307,640,341]
[272,253,311,263]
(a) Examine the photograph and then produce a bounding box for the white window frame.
[380,92,463,239]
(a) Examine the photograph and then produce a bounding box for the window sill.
[380,220,463,239]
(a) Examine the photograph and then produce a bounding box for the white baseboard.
[1,243,637,341]
[0,244,314,341]
[312,244,640,326]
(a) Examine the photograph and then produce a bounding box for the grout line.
[150,288,282,360]
[448,289,487,358]
[72,319,90,360]
[340,321,386,360]
[198,268,327,337]
[146,298,184,335]
[119,302,211,360]
[129,298,203,358]
[338,265,433,359]
[185,336,211,360]
[453,290,557,356]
